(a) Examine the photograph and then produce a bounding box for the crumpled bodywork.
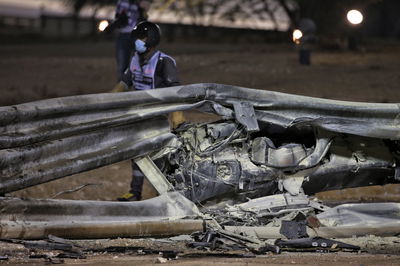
[0,83,399,241]
[170,121,397,203]
[0,83,399,195]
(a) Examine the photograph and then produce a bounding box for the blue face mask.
[135,39,147,54]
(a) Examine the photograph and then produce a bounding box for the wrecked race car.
[0,83,399,244]
[170,120,397,203]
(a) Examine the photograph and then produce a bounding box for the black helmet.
[131,21,161,48]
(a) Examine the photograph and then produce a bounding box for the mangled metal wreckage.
[0,83,399,248]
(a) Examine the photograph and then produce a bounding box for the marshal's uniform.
[119,49,179,201]
[115,21,180,202]
[121,50,179,90]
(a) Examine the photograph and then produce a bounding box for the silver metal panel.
[135,156,174,195]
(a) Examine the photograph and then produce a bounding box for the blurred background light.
[347,9,363,25]
[292,29,302,44]
[98,20,109,32]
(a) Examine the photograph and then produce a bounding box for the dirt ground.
[1,40,400,264]
[2,40,400,107]
[0,235,400,265]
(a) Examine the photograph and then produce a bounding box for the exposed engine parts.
[165,121,397,204]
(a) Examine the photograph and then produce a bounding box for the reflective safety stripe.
[130,51,176,90]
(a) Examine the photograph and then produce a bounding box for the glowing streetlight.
[347,9,363,25]
[292,29,303,44]
[98,20,109,32]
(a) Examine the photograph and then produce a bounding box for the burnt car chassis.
[0,83,399,250]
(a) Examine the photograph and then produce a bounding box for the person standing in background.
[114,0,149,81]
[297,18,317,66]
[112,21,181,201]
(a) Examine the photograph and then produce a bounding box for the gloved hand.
[169,111,186,129]
[110,82,127,93]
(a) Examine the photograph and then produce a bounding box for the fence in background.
[0,14,286,43]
